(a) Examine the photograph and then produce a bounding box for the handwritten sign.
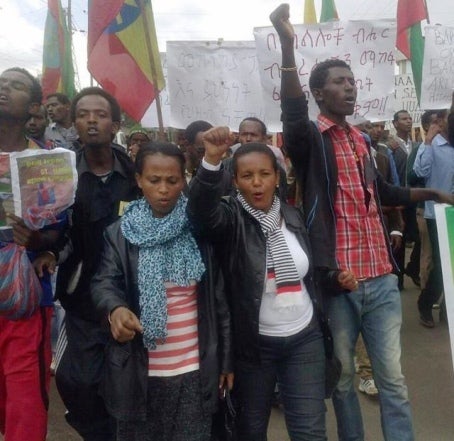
[254,20,397,131]
[141,53,171,128]
[420,26,454,109]
[394,74,423,126]
[166,41,265,130]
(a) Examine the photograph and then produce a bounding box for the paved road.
[5,273,452,441]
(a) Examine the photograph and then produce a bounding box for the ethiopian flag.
[320,0,339,22]
[42,0,76,99]
[396,0,428,103]
[88,0,165,122]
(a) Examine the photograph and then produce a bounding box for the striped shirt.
[148,281,200,377]
[318,115,392,279]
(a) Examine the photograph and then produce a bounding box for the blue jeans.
[234,317,326,441]
[328,274,414,441]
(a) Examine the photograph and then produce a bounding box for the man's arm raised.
[270,4,302,99]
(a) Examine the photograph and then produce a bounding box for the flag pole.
[67,0,72,45]
[138,0,165,140]
[423,0,430,24]
[67,0,75,96]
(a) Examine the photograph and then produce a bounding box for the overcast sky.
[0,0,452,88]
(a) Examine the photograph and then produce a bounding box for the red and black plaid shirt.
[318,115,392,279]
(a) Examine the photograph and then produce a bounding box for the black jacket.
[281,96,412,293]
[90,219,233,422]
[187,166,335,364]
[54,144,138,320]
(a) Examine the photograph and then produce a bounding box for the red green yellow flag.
[304,0,317,24]
[88,0,165,122]
[320,0,339,22]
[396,0,428,103]
[42,0,76,99]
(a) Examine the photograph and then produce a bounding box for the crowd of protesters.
[1,4,454,441]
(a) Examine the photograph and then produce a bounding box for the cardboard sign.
[421,26,454,110]
[167,41,264,130]
[394,74,423,126]
[254,20,397,131]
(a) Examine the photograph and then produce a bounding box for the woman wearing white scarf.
[188,128,357,441]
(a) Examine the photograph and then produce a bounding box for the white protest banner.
[435,204,454,371]
[254,20,396,131]
[167,41,264,130]
[141,53,171,128]
[421,26,454,109]
[0,148,77,231]
[394,74,423,126]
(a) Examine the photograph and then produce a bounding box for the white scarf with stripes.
[237,194,304,309]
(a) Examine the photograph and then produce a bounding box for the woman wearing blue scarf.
[91,142,233,441]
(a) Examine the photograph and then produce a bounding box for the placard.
[167,41,265,130]
[0,148,77,231]
[421,26,454,109]
[394,74,423,126]
[254,20,397,131]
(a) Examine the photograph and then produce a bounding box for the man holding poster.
[34,87,139,441]
[270,4,454,441]
[0,68,66,441]
[413,103,454,327]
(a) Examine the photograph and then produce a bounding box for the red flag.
[88,0,165,122]
[396,0,427,58]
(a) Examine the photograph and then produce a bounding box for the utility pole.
[138,0,165,139]
[67,0,72,46]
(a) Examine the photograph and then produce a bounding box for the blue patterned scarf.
[121,195,205,349]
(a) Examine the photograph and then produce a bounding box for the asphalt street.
[3,272,453,441]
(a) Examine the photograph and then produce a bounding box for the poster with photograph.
[0,154,13,229]
[0,148,77,231]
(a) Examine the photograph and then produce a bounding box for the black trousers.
[418,219,443,312]
[55,313,116,441]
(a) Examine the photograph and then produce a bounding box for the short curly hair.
[184,120,213,145]
[46,92,71,105]
[3,67,42,104]
[309,59,352,91]
[239,117,267,136]
[70,87,121,122]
